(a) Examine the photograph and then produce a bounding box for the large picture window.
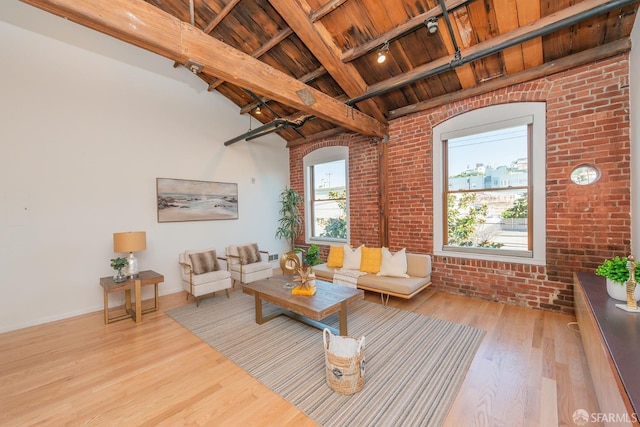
[445,125,530,253]
[433,103,546,264]
[303,147,349,243]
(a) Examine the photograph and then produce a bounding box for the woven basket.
[323,328,365,395]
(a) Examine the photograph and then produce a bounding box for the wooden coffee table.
[243,277,364,335]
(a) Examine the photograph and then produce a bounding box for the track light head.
[185,59,204,74]
[255,106,262,115]
[377,41,390,64]
[426,18,438,34]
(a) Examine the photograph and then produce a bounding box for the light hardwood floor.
[0,286,600,426]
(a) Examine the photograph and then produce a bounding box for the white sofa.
[313,250,432,304]
[179,248,232,306]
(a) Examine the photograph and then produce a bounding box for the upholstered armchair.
[179,248,233,306]
[224,243,273,287]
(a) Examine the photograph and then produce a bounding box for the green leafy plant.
[319,189,347,239]
[302,244,322,268]
[595,256,638,284]
[110,257,128,271]
[275,187,302,253]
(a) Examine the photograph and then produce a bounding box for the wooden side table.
[99,270,164,324]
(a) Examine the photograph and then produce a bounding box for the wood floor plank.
[0,288,601,426]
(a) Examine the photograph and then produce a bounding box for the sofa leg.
[196,296,200,307]
[225,289,230,298]
[380,293,389,306]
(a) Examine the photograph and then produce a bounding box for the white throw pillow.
[342,245,362,270]
[377,247,409,278]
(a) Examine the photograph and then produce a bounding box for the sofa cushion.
[357,273,431,296]
[360,246,382,273]
[406,253,431,278]
[189,250,220,274]
[377,247,409,278]
[326,245,344,268]
[342,245,362,270]
[311,263,335,280]
[237,243,261,265]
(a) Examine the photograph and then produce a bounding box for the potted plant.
[595,256,640,301]
[275,187,302,276]
[302,243,322,272]
[110,257,128,283]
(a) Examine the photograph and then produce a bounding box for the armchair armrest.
[179,261,193,273]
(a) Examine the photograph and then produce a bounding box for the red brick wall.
[289,55,631,314]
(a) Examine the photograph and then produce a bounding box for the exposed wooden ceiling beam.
[340,0,471,63]
[358,0,634,105]
[240,66,327,114]
[20,0,388,139]
[309,0,348,22]
[203,0,241,34]
[268,0,388,124]
[207,27,293,92]
[388,38,631,119]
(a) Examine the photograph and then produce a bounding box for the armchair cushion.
[189,250,221,274]
[237,243,261,265]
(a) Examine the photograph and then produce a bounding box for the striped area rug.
[167,290,484,427]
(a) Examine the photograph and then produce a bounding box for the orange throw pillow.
[326,245,344,268]
[360,247,382,274]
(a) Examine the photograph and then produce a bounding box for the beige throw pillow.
[189,250,220,275]
[342,245,362,270]
[377,247,409,278]
[238,243,261,265]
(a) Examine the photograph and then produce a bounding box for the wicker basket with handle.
[323,328,365,395]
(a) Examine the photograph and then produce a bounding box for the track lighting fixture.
[255,106,262,115]
[184,59,204,74]
[377,41,390,64]
[426,17,439,34]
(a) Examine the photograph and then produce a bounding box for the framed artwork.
[156,178,238,222]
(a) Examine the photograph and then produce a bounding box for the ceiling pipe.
[438,0,462,61]
[244,89,306,140]
[347,0,637,106]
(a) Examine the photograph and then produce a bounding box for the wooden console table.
[574,272,639,424]
[100,270,164,324]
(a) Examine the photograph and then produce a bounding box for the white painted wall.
[632,13,640,255]
[0,2,290,332]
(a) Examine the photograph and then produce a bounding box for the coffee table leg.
[254,293,264,324]
[339,301,348,335]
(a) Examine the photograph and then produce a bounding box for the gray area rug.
[167,290,485,427]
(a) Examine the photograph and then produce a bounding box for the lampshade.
[113,231,146,253]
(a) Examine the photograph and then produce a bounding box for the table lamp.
[113,231,146,278]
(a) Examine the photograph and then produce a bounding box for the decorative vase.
[113,269,127,283]
[606,278,640,301]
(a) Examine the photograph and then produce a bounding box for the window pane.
[446,190,528,251]
[311,160,347,240]
[447,126,528,191]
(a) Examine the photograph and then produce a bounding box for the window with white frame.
[303,146,349,243]
[433,103,546,264]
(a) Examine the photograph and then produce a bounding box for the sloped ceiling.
[21,0,640,146]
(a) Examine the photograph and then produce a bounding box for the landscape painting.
[157,178,238,222]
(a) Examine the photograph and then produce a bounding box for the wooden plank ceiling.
[21,0,640,146]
